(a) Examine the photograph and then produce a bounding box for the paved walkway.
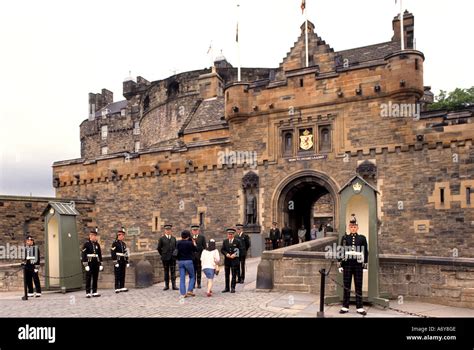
[0,258,472,318]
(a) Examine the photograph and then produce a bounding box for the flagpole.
[305,3,309,67]
[237,2,241,82]
[399,0,404,50]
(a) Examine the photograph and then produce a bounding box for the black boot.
[163,285,170,291]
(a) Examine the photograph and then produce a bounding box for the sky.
[0,0,472,197]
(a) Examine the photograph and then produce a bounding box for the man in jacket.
[111,227,130,293]
[157,224,178,290]
[235,224,250,283]
[82,227,103,298]
[221,228,242,293]
[24,235,41,297]
[191,225,206,289]
[338,215,368,316]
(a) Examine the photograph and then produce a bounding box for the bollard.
[22,264,28,301]
[317,268,326,318]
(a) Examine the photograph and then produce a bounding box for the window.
[143,96,150,111]
[101,125,108,140]
[440,188,445,204]
[199,213,205,227]
[467,187,471,206]
[80,140,85,158]
[133,121,140,135]
[121,109,126,117]
[283,131,293,155]
[319,126,331,152]
[101,146,108,155]
[134,141,140,153]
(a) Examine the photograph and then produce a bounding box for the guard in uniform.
[281,223,293,247]
[235,224,250,283]
[269,222,281,249]
[220,228,242,293]
[191,225,206,289]
[82,227,103,298]
[24,235,41,297]
[338,215,368,315]
[157,224,178,291]
[111,227,130,293]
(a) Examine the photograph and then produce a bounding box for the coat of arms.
[299,129,314,151]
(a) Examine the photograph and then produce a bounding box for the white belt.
[345,251,363,257]
[116,253,126,257]
[87,254,98,258]
[26,256,36,260]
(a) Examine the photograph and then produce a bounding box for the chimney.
[392,11,415,49]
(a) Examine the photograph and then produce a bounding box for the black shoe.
[172,286,179,290]
[163,286,170,291]
[231,289,236,293]
[237,280,242,284]
[339,307,349,314]
[239,280,244,284]
[197,284,201,289]
[222,289,230,293]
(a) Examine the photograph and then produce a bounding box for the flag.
[301,0,306,14]
[236,22,239,43]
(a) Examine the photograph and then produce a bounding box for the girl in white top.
[200,239,220,297]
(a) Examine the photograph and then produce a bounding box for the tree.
[429,87,474,111]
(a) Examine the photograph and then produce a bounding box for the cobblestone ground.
[0,258,286,318]
[1,257,472,318]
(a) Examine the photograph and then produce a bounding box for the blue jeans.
[178,260,195,296]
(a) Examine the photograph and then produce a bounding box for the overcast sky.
[0,0,472,197]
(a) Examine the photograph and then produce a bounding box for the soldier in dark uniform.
[338,215,368,315]
[111,227,129,293]
[281,223,293,247]
[24,235,41,297]
[235,224,250,283]
[221,228,242,293]
[82,228,103,298]
[157,224,178,291]
[191,225,206,289]
[269,222,281,249]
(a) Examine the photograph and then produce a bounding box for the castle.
[21,11,472,257]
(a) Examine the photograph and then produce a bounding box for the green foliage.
[429,87,474,111]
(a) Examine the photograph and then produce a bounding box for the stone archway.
[271,170,340,240]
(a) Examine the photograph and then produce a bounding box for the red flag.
[301,0,306,14]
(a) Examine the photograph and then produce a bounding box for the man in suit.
[235,224,251,283]
[269,222,281,249]
[221,228,242,293]
[191,225,206,289]
[111,227,130,293]
[338,215,368,316]
[157,224,178,290]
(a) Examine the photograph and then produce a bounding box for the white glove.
[99,265,104,272]
[338,267,344,273]
[115,263,119,268]
[363,263,368,270]
[126,263,130,268]
[85,266,90,272]
[34,269,38,273]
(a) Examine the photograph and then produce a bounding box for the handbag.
[215,264,220,276]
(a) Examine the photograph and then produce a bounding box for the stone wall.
[0,196,95,249]
[0,252,165,292]
[257,239,474,309]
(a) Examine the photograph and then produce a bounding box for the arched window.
[319,126,331,152]
[284,132,293,155]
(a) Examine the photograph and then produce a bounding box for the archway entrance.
[274,171,339,242]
